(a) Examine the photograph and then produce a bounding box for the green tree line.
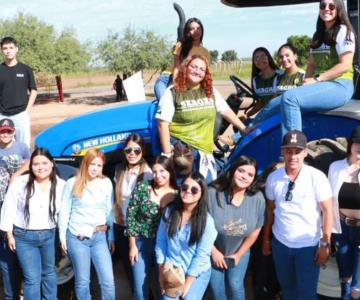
[0,13,312,77]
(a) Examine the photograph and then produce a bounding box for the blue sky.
[1,0,319,57]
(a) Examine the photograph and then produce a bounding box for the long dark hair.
[311,0,355,48]
[24,148,58,225]
[151,155,178,191]
[180,17,204,61]
[166,172,208,246]
[115,133,148,206]
[251,47,278,87]
[210,156,259,207]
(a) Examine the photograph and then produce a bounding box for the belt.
[340,212,360,227]
[76,225,109,241]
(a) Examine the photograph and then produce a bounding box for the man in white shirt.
[262,130,333,300]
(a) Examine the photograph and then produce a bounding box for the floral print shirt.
[125,180,161,239]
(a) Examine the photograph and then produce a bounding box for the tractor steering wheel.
[229,75,261,112]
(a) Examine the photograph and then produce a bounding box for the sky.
[1,0,320,57]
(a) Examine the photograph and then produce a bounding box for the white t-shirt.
[266,165,333,248]
[155,86,229,123]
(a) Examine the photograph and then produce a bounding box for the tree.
[97,26,172,74]
[210,50,219,63]
[286,35,312,66]
[0,13,90,74]
[221,50,238,62]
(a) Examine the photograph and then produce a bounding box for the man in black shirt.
[0,36,37,148]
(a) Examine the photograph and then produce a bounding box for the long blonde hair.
[72,148,106,198]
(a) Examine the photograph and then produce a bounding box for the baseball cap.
[281,130,307,149]
[350,126,360,143]
[0,118,15,132]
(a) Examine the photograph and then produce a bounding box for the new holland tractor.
[35,0,360,298]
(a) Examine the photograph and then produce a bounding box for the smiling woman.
[156,54,247,182]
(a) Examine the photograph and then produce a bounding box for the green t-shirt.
[252,73,279,104]
[277,70,305,94]
[169,88,217,153]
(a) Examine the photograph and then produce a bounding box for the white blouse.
[0,174,65,231]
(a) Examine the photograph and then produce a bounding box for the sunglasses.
[181,184,200,195]
[124,146,142,155]
[285,180,295,202]
[319,2,336,11]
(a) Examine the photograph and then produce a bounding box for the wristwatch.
[161,151,172,158]
[319,239,330,249]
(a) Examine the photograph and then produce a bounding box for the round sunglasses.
[181,183,200,195]
[319,2,336,11]
[124,146,142,155]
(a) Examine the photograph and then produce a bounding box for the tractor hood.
[221,0,318,7]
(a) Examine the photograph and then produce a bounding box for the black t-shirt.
[0,62,37,115]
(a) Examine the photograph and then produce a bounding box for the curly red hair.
[174,55,213,98]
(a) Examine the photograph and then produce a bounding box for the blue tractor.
[36,1,359,297]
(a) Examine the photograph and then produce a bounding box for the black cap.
[350,126,360,143]
[281,130,307,149]
[0,118,15,132]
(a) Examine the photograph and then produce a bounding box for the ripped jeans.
[334,220,360,300]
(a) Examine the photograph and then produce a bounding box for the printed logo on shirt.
[254,86,277,96]
[16,73,24,77]
[223,219,247,236]
[179,98,214,111]
[311,44,331,55]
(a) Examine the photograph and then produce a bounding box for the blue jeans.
[14,227,57,300]
[280,79,354,137]
[272,237,320,300]
[210,251,250,300]
[161,268,211,300]
[154,74,173,100]
[132,236,157,300]
[251,96,281,126]
[67,230,115,300]
[113,223,134,291]
[0,232,21,300]
[334,220,360,300]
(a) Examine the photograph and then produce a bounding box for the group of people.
[0,0,358,299]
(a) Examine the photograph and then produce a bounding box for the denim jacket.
[155,210,217,277]
[58,176,114,246]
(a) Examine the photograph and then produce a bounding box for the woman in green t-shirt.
[156,54,246,182]
[279,0,355,137]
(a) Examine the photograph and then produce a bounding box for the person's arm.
[26,89,37,113]
[228,228,262,265]
[10,160,29,183]
[262,200,275,255]
[155,217,168,265]
[305,52,354,84]
[221,108,247,133]
[125,182,146,264]
[105,179,115,253]
[158,120,172,154]
[0,178,20,251]
[316,198,333,266]
[58,179,74,255]
[304,54,316,80]
[172,55,181,81]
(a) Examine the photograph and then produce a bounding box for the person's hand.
[181,280,192,299]
[8,235,16,252]
[211,247,227,269]
[159,264,165,294]
[61,242,67,255]
[303,77,317,85]
[240,114,248,123]
[262,240,272,256]
[316,246,330,266]
[129,244,139,265]
[226,253,241,266]
[108,240,115,254]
